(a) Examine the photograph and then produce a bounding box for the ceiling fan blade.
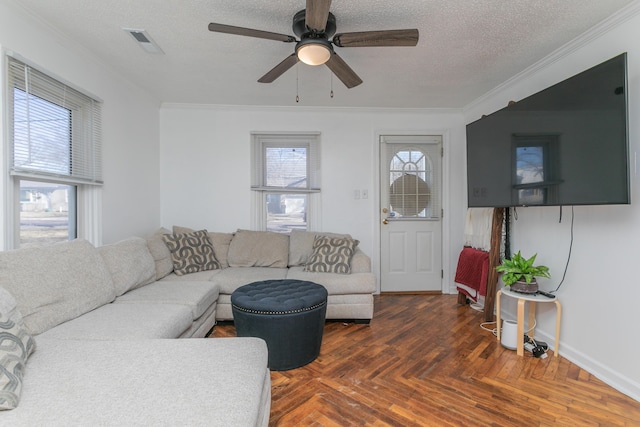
[333,29,419,47]
[325,52,362,89]
[306,0,332,32]
[208,23,295,43]
[258,54,299,83]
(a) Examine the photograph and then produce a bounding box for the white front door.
[380,135,443,292]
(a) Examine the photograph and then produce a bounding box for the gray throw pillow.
[288,230,352,267]
[162,230,221,276]
[304,236,359,274]
[0,287,36,410]
[173,226,234,268]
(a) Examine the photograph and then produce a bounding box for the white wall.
[0,1,161,245]
[159,105,466,292]
[464,4,640,400]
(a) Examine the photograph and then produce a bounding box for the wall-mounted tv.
[466,53,629,208]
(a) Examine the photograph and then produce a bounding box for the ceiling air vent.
[123,28,164,54]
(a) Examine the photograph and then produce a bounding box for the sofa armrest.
[350,248,371,273]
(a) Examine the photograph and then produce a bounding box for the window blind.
[251,133,321,192]
[7,56,103,185]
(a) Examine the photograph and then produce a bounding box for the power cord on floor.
[481,321,497,336]
[470,302,484,312]
[482,319,537,337]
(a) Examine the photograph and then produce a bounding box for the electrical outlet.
[354,190,360,199]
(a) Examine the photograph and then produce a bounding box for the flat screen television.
[466,53,629,207]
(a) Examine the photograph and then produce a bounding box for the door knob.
[382,208,388,213]
[382,218,389,224]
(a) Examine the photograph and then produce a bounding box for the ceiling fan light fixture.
[296,39,332,66]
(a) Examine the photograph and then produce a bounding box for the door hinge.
[441,208,444,217]
[441,146,444,157]
[441,270,444,278]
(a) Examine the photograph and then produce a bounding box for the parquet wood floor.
[210,294,640,426]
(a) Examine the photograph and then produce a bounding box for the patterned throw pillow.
[0,287,37,410]
[162,230,222,276]
[304,236,359,274]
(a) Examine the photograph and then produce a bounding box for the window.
[381,135,442,220]
[388,148,434,218]
[251,133,320,233]
[6,56,102,248]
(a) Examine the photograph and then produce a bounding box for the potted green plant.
[495,251,550,294]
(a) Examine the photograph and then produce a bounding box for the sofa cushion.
[36,303,192,340]
[115,281,219,320]
[0,287,36,410]
[210,267,288,294]
[1,338,270,426]
[286,267,377,295]
[162,230,221,276]
[304,236,360,274]
[98,237,156,296]
[288,229,352,267]
[173,226,234,268]
[227,229,289,268]
[146,227,174,279]
[0,239,116,335]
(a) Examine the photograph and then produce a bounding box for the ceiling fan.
[208,0,419,89]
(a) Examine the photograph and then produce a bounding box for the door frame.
[373,129,452,295]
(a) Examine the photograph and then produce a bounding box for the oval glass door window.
[389,173,429,217]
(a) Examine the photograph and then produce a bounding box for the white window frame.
[3,53,103,249]
[250,132,321,232]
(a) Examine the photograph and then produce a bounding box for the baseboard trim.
[533,329,640,402]
[380,291,442,295]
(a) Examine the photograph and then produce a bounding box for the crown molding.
[463,0,640,116]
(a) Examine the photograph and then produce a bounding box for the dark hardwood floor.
[210,294,640,426]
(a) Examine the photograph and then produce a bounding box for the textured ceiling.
[11,0,636,108]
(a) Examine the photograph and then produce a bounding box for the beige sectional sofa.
[0,227,376,425]
[157,227,377,323]
[0,237,270,426]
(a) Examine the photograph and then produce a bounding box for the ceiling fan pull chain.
[330,71,334,98]
[296,63,300,103]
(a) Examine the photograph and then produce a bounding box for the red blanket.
[454,247,489,298]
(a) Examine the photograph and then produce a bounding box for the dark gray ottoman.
[231,279,328,371]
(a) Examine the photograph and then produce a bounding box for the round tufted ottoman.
[231,279,328,371]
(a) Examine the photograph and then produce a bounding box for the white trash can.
[500,319,518,350]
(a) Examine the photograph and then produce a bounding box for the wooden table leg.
[528,301,536,339]
[496,290,502,343]
[516,298,525,356]
[554,300,562,357]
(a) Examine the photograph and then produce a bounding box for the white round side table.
[496,287,562,357]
